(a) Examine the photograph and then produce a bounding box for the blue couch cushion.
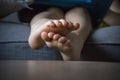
[0,22,62,60]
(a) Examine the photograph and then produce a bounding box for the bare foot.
[28,19,79,49]
[41,23,81,61]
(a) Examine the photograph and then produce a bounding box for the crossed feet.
[29,19,81,60]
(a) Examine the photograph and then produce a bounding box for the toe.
[57,40,71,52]
[48,21,57,28]
[48,32,55,38]
[59,19,68,27]
[41,32,51,41]
[53,20,63,28]
[73,23,80,30]
[58,37,68,43]
[53,34,61,40]
[64,40,71,47]
[68,22,74,30]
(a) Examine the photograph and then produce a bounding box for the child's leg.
[104,0,120,26]
[42,7,92,60]
[29,7,63,49]
[104,10,120,26]
[0,0,33,18]
[110,0,120,14]
[63,7,92,60]
[29,8,79,49]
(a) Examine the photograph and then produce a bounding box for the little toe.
[73,23,80,30]
[64,40,71,47]
[57,40,70,52]
[68,22,79,31]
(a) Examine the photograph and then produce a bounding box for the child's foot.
[41,24,82,61]
[28,19,79,49]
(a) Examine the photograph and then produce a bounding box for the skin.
[0,0,34,18]
[104,0,120,25]
[29,7,92,61]
[0,0,92,61]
